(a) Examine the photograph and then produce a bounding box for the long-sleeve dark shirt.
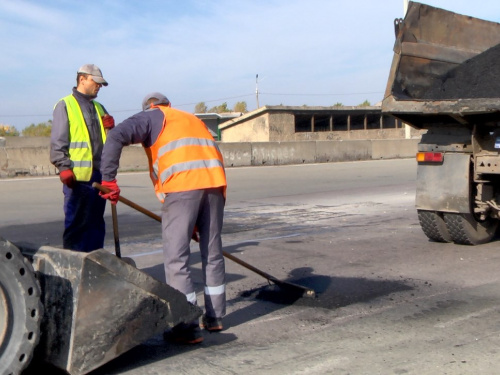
[100,108,165,181]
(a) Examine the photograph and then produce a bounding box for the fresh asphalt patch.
[239,274,415,309]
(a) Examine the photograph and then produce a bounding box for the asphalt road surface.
[3,159,500,375]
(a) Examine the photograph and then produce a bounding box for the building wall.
[221,111,424,142]
[199,118,220,137]
[293,128,410,141]
[269,113,295,142]
[221,114,270,142]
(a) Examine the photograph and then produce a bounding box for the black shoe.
[164,324,204,344]
[200,315,223,332]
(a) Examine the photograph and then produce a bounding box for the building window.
[314,114,331,132]
[333,115,348,131]
[295,114,312,132]
[294,111,387,133]
[366,113,382,129]
[381,115,397,128]
[349,114,365,130]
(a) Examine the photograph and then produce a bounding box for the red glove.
[99,179,120,205]
[59,169,76,188]
[102,114,115,130]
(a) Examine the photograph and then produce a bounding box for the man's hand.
[59,169,76,188]
[102,114,115,130]
[99,179,120,205]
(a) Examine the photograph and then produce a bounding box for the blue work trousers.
[62,170,106,252]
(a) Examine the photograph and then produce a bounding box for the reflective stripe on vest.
[61,95,106,181]
[144,106,227,202]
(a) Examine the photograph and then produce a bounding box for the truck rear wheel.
[443,213,498,245]
[417,210,452,243]
[0,239,42,375]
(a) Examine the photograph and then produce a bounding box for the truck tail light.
[416,152,444,163]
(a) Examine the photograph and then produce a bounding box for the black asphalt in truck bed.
[422,42,500,99]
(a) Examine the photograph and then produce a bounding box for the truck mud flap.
[16,243,202,375]
[416,152,470,213]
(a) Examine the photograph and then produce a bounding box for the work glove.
[99,179,120,205]
[102,114,115,130]
[59,169,76,188]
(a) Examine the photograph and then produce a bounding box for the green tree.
[358,100,371,107]
[233,101,248,113]
[22,120,52,136]
[194,102,207,113]
[0,125,19,136]
[333,102,343,107]
[208,102,230,113]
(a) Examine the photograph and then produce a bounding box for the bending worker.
[50,64,115,251]
[99,92,227,345]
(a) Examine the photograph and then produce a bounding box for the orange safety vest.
[144,105,227,202]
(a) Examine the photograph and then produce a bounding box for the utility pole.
[255,74,260,108]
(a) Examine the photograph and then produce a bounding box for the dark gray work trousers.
[161,187,226,320]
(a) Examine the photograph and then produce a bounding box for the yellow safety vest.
[61,95,107,181]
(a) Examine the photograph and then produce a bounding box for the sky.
[1,0,500,131]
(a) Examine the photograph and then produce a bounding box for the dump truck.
[382,1,500,245]
[0,237,202,374]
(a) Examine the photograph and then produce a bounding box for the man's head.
[76,64,108,97]
[142,92,170,111]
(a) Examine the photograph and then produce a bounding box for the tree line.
[194,101,248,113]
[194,99,372,114]
[0,121,52,137]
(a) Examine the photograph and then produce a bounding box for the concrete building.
[219,105,423,142]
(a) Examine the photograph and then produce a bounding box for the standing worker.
[99,92,227,344]
[50,64,115,252]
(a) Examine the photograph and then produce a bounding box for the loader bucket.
[16,243,202,375]
[382,1,500,127]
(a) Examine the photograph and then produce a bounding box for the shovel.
[111,203,121,258]
[108,202,136,267]
[93,182,315,298]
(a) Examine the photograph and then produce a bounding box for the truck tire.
[417,210,452,243]
[443,213,498,245]
[0,239,42,375]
